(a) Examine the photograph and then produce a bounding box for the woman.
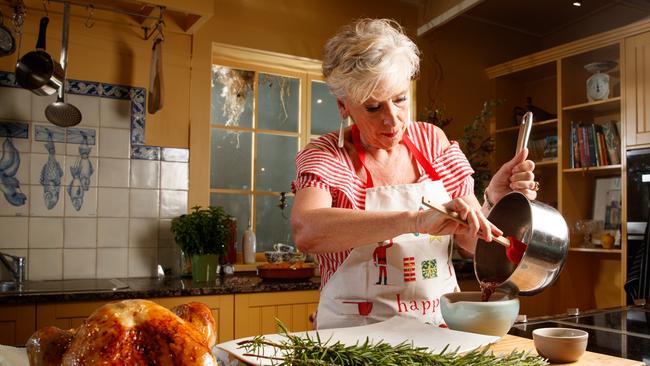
[291,18,537,330]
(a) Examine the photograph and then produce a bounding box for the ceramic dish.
[440,291,519,337]
[532,327,588,363]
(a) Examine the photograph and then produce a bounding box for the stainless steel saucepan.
[15,16,63,96]
[474,191,569,296]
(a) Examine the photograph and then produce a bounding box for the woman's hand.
[417,197,502,242]
[486,148,537,204]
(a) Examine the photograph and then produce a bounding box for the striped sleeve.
[291,134,352,195]
[431,142,475,198]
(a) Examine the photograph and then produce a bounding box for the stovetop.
[509,305,650,364]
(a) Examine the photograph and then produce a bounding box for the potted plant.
[170,206,234,281]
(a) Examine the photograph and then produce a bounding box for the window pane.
[211,66,254,128]
[258,74,299,132]
[210,193,250,252]
[310,80,339,135]
[256,194,293,252]
[255,134,297,192]
[210,129,251,190]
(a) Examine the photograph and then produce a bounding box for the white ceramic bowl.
[440,291,519,337]
[533,327,588,363]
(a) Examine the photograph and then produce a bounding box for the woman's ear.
[336,98,349,119]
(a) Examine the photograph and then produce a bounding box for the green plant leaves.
[170,205,234,256]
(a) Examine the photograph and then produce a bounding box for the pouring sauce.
[479,281,500,302]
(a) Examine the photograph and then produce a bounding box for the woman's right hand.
[417,197,502,241]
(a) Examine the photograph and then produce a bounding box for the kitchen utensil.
[45,2,82,127]
[421,197,511,247]
[15,16,63,96]
[147,36,164,114]
[532,328,588,363]
[474,191,569,296]
[420,197,528,265]
[0,10,16,57]
[440,291,519,337]
[516,111,533,154]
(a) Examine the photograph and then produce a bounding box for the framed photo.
[592,177,621,244]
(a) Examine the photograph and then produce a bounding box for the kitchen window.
[210,44,338,252]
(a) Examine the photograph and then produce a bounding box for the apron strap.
[351,124,441,188]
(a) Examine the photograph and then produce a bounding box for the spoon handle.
[421,197,510,247]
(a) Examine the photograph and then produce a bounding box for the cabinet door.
[0,304,36,346]
[625,31,650,147]
[154,295,234,342]
[234,290,319,338]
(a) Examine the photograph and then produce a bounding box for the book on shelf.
[569,121,621,168]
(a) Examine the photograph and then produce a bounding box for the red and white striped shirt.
[292,121,475,288]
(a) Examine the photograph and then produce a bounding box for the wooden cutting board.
[492,335,644,365]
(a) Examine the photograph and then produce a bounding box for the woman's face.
[341,82,410,150]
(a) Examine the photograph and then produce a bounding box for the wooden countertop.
[492,334,644,365]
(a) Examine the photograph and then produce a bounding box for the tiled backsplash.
[0,72,188,280]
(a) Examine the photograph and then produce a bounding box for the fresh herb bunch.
[170,206,233,257]
[238,323,548,366]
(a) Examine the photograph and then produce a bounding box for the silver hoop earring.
[338,116,350,148]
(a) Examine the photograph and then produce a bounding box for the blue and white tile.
[0,72,17,87]
[97,188,129,217]
[31,94,57,123]
[5,139,30,185]
[0,187,29,216]
[0,87,31,121]
[128,247,156,278]
[100,98,131,129]
[64,187,97,217]
[98,158,130,187]
[97,218,129,247]
[98,128,130,159]
[101,83,131,100]
[129,189,159,218]
[97,248,127,278]
[31,124,66,155]
[29,248,62,280]
[160,162,188,190]
[63,157,98,188]
[67,79,100,97]
[0,217,28,248]
[130,145,160,161]
[28,217,63,248]
[160,190,188,219]
[67,94,100,127]
[158,219,174,247]
[129,218,159,248]
[63,218,97,248]
[65,128,98,157]
[30,184,63,217]
[29,153,63,185]
[130,159,159,189]
[63,249,96,279]
[161,148,189,163]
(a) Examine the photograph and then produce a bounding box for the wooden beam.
[417,0,485,37]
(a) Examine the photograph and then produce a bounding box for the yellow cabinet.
[0,304,36,346]
[234,290,319,338]
[624,31,650,147]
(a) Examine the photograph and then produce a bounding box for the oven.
[626,148,650,304]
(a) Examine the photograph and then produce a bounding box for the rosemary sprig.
[237,323,548,365]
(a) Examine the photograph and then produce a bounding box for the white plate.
[215,316,499,366]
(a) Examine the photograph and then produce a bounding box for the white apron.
[316,125,460,330]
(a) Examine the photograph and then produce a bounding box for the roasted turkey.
[26,299,217,366]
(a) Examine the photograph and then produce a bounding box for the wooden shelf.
[535,159,557,167]
[569,247,622,254]
[562,97,621,113]
[562,164,622,174]
[495,119,558,133]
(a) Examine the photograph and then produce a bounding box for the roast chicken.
[26,299,218,366]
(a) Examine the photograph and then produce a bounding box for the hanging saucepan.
[15,17,63,96]
[0,10,16,57]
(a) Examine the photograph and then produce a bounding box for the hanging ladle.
[45,1,81,127]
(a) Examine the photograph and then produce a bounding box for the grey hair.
[322,18,420,104]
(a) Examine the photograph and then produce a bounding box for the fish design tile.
[0,122,28,207]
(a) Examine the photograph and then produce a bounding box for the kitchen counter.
[509,305,650,365]
[0,273,320,305]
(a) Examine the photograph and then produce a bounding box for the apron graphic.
[316,125,460,329]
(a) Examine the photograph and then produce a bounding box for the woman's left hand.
[486,148,537,204]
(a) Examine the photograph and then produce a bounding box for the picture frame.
[592,177,621,245]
